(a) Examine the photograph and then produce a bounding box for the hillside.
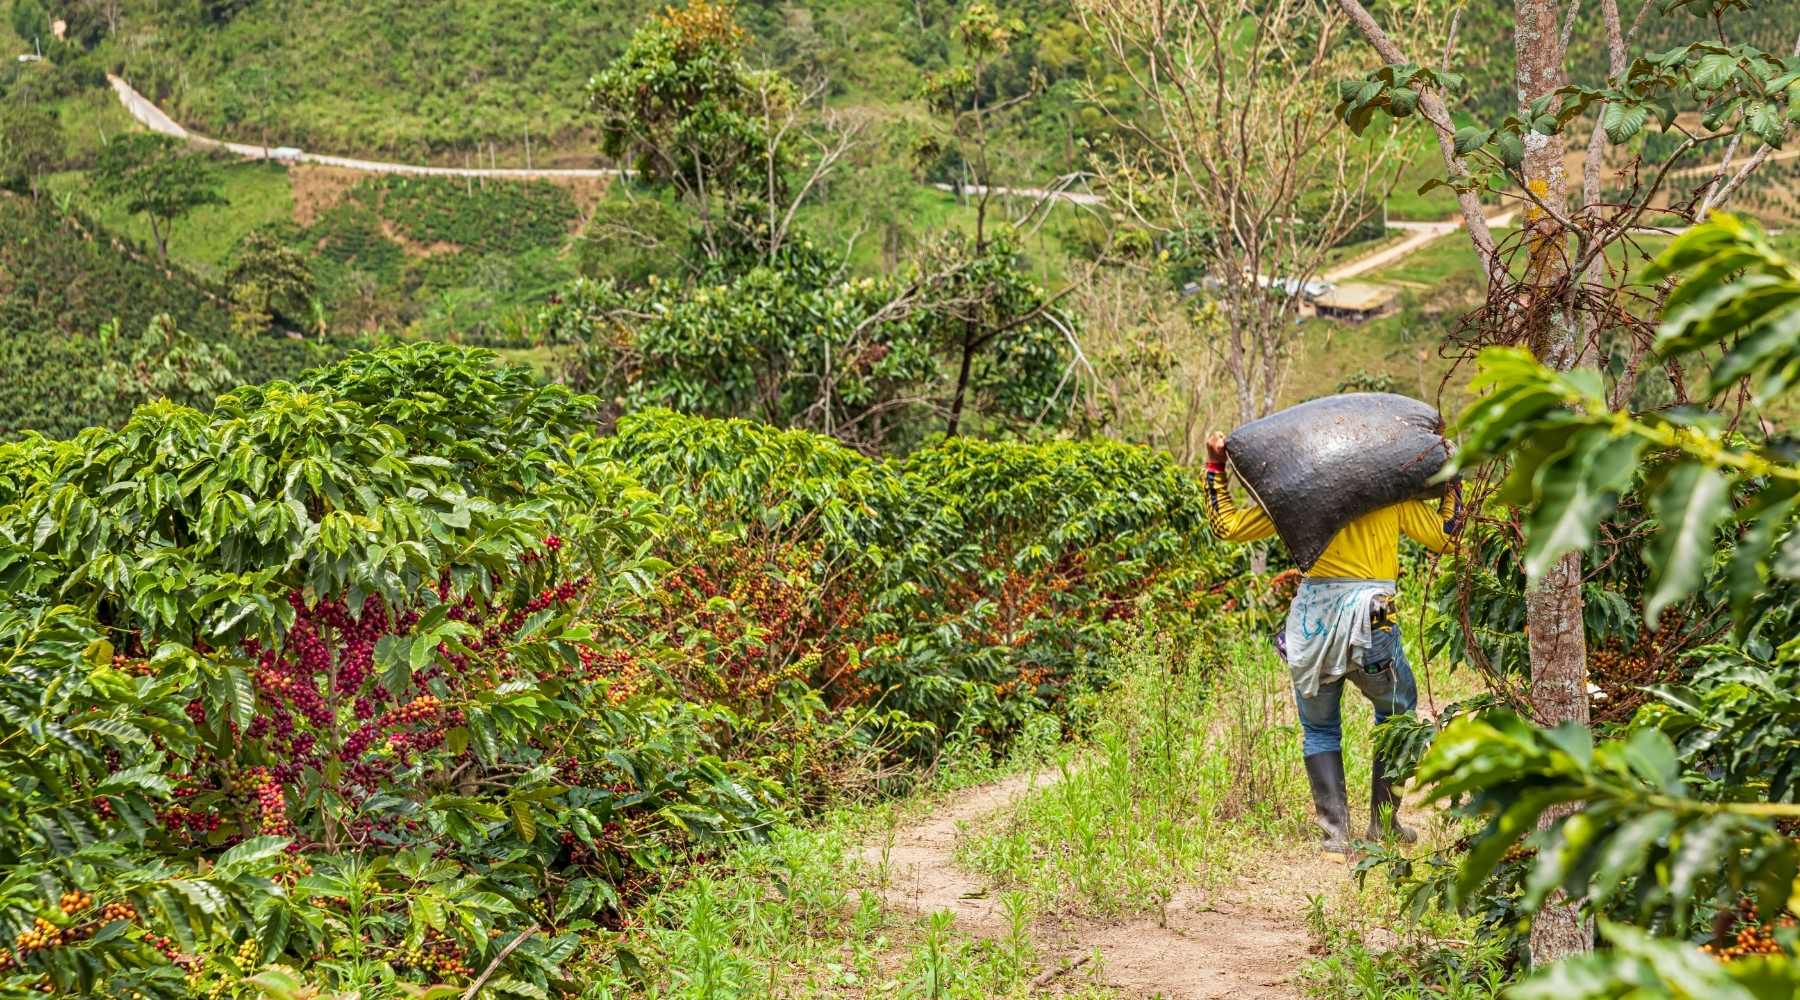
[0,193,347,437]
[97,0,1082,164]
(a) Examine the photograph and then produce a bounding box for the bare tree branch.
[1333,0,1498,273]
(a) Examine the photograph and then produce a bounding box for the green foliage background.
[0,193,348,438]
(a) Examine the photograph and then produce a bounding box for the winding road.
[108,75,619,179]
[109,73,1520,280]
[109,75,1110,200]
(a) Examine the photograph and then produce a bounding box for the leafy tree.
[1395,217,1800,993]
[1335,0,1800,959]
[552,234,1076,451]
[0,342,1232,992]
[916,3,1032,246]
[589,0,859,270]
[225,229,317,334]
[9,0,49,48]
[1450,216,1800,642]
[912,5,1080,437]
[0,103,62,199]
[921,232,1075,437]
[94,314,238,411]
[574,187,691,289]
[90,133,225,261]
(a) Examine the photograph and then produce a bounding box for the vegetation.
[0,193,345,438]
[0,341,1241,996]
[96,0,1089,167]
[4,0,1800,995]
[90,134,225,260]
[0,103,62,198]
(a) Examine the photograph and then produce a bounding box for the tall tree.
[0,104,63,199]
[589,0,858,271]
[225,229,317,335]
[918,3,1075,436]
[92,133,225,261]
[1076,0,1403,424]
[1511,0,1592,962]
[1333,0,1800,964]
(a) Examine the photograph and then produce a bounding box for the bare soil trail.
[862,769,1060,935]
[866,768,1345,999]
[108,75,619,180]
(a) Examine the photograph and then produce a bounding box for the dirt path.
[108,75,618,179]
[866,769,1343,999]
[1322,211,1520,283]
[862,769,1060,934]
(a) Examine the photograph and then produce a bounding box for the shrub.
[0,345,773,995]
[0,195,350,439]
[0,344,1229,993]
[605,408,1232,740]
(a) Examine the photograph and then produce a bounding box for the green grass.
[47,159,296,277]
[1364,230,1500,287]
[955,630,1371,917]
[1375,119,1496,222]
[1382,143,1465,222]
[559,722,1118,999]
[50,87,143,163]
[800,184,1086,285]
[1298,882,1511,1000]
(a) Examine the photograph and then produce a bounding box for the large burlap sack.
[1224,393,1450,571]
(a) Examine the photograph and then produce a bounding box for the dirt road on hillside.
[108,75,618,180]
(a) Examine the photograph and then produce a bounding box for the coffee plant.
[0,337,1235,994]
[604,407,1231,742]
[0,195,348,439]
[0,344,780,996]
[1396,217,1800,994]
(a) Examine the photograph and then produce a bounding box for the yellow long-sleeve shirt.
[1203,467,1461,579]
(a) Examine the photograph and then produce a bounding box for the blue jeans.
[1295,625,1417,756]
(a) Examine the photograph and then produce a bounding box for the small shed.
[1312,282,1398,323]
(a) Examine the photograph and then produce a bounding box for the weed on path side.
[957,635,1321,916]
[572,712,1116,999]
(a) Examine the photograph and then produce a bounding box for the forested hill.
[12,0,1780,167]
[0,193,344,437]
[49,0,1086,162]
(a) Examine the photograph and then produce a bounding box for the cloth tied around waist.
[1281,578,1396,699]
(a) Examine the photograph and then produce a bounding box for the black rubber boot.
[1303,750,1352,856]
[1367,754,1418,844]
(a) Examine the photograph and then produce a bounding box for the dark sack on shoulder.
[1224,392,1449,571]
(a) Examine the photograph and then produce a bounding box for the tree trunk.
[1517,0,1594,965]
[149,214,168,261]
[946,331,975,437]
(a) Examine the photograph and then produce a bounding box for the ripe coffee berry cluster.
[520,534,564,564]
[1703,897,1796,962]
[99,902,138,923]
[14,919,63,954]
[142,933,181,963]
[250,771,292,837]
[57,892,91,915]
[196,558,594,841]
